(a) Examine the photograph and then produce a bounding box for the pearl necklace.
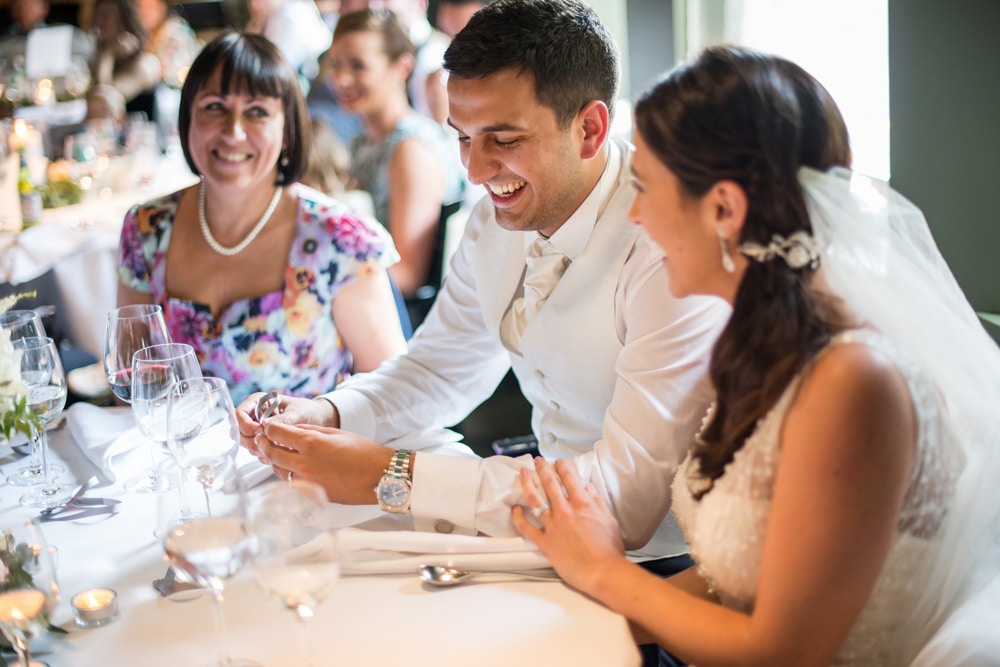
[198,178,283,257]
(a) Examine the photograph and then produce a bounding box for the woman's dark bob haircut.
[178,32,310,185]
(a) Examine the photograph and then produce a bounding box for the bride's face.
[628,131,738,300]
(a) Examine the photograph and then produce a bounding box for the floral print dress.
[118,184,398,404]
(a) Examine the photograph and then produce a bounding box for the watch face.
[377,476,411,511]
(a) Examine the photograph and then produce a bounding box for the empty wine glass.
[0,520,61,667]
[11,338,72,509]
[129,343,202,493]
[159,457,260,667]
[165,376,239,488]
[250,481,340,667]
[104,304,171,403]
[2,311,64,486]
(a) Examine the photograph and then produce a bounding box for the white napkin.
[336,527,551,575]
[65,403,145,483]
[67,403,277,488]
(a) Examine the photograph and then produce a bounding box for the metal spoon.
[418,564,560,587]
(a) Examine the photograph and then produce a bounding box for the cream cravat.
[510,236,570,341]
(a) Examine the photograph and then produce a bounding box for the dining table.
[0,403,641,667]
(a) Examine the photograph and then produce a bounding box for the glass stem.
[26,422,42,475]
[209,580,230,666]
[295,606,314,667]
[37,425,53,490]
[9,626,32,667]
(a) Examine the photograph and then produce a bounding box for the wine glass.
[250,481,340,667]
[11,338,72,509]
[0,520,61,667]
[2,311,64,486]
[128,343,202,493]
[165,376,239,488]
[159,457,261,667]
[104,304,171,403]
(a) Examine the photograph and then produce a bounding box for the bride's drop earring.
[717,227,735,273]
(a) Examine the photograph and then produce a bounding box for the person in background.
[4,0,48,34]
[337,0,447,124]
[327,8,462,297]
[87,0,160,120]
[236,13,727,667]
[511,45,1000,666]
[0,0,93,81]
[245,0,331,88]
[306,45,363,146]
[116,32,406,404]
[135,0,200,89]
[434,0,488,38]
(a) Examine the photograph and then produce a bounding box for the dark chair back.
[404,200,461,329]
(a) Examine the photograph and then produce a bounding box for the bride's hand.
[512,458,626,594]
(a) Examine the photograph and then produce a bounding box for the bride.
[511,45,1000,666]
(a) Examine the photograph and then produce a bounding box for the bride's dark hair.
[634,46,852,498]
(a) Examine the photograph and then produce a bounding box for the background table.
[0,410,641,667]
[0,149,198,359]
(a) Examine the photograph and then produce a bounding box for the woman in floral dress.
[117,32,406,403]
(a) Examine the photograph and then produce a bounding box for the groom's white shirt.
[325,138,729,558]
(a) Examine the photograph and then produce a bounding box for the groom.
[237,0,726,568]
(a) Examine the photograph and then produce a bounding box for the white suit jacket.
[327,138,730,558]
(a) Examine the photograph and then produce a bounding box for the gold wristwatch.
[375,449,412,513]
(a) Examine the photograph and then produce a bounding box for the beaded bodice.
[672,330,961,664]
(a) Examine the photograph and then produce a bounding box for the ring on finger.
[530,503,551,519]
[288,470,294,483]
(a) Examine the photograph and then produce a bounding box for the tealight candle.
[71,588,119,628]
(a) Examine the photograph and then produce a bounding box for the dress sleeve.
[117,204,153,294]
[313,200,400,298]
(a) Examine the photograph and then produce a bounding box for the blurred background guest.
[117,32,406,402]
[88,0,160,122]
[135,0,200,89]
[328,9,462,301]
[0,0,93,79]
[306,44,363,146]
[245,0,331,90]
[434,0,488,39]
[3,0,49,35]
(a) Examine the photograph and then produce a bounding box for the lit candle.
[71,588,119,627]
[10,119,29,151]
[0,589,46,625]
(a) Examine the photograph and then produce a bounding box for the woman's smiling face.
[327,30,408,117]
[187,67,285,193]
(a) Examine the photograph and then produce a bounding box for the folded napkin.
[66,403,145,483]
[67,402,274,488]
[336,527,551,575]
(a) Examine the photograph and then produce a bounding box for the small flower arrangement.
[0,529,39,592]
[0,527,67,658]
[0,293,41,441]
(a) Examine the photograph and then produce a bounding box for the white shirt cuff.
[410,453,480,536]
[324,389,378,440]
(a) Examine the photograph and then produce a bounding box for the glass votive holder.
[71,588,119,627]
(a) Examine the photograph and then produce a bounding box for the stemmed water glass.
[165,376,240,488]
[2,311,64,486]
[104,304,172,403]
[128,343,202,493]
[250,481,340,667]
[158,457,260,667]
[0,519,61,667]
[11,338,72,509]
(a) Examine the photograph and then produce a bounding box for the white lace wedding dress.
[672,330,962,665]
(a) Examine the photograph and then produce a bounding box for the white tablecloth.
[0,150,197,358]
[0,407,641,667]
